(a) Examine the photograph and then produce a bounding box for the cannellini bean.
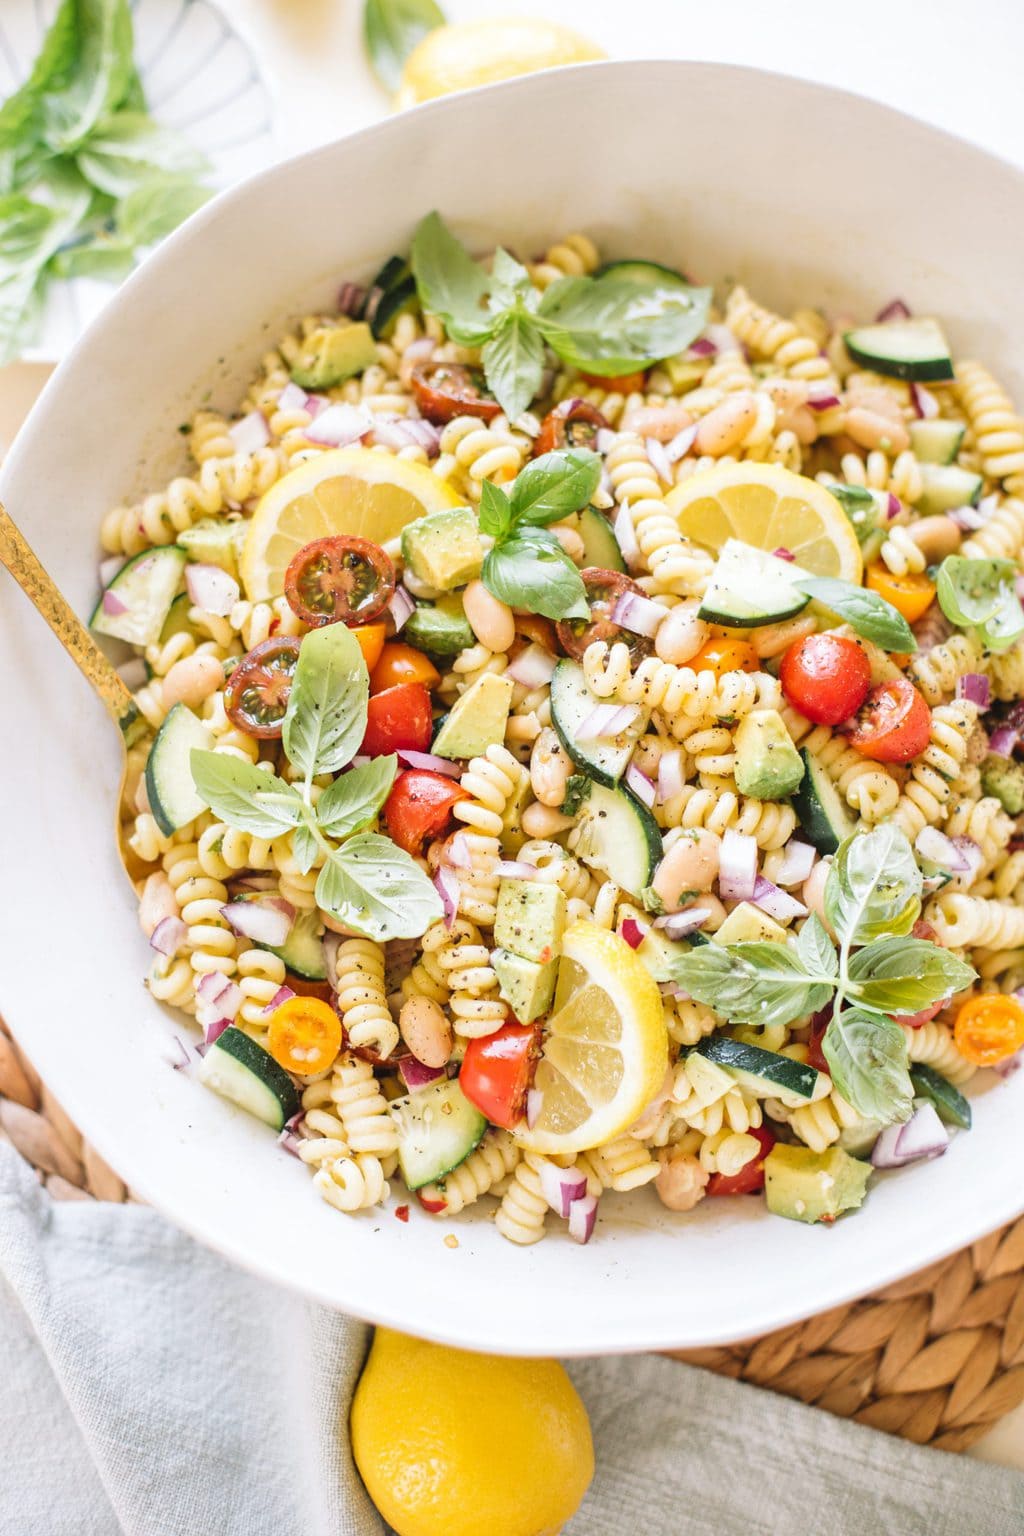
[844,406,910,456]
[655,1150,709,1211]
[651,829,721,908]
[693,893,727,932]
[161,652,225,711]
[551,523,586,565]
[462,580,515,653]
[908,515,961,562]
[530,728,573,807]
[694,392,759,456]
[762,378,817,444]
[845,384,906,421]
[655,601,710,665]
[521,801,575,838]
[801,858,834,935]
[399,996,453,1069]
[138,873,178,938]
[622,402,695,442]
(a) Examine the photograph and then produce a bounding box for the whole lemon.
[351,1328,594,1536]
[396,17,604,109]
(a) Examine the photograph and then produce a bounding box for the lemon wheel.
[396,18,604,108]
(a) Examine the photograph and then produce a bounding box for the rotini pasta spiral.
[726,286,837,388]
[163,843,237,986]
[955,361,1024,479]
[334,939,399,1059]
[494,1157,549,1244]
[961,498,1024,563]
[101,448,283,556]
[583,640,779,721]
[900,1022,976,1086]
[891,702,976,840]
[328,1053,399,1155]
[526,232,599,290]
[927,894,1024,953]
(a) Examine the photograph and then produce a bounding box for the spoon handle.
[0,501,143,744]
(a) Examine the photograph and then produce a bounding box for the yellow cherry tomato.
[353,623,387,675]
[370,641,441,694]
[866,563,936,624]
[690,637,760,677]
[954,994,1024,1067]
[268,996,342,1076]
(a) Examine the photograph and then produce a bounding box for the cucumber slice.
[198,1026,300,1129]
[908,419,965,466]
[573,505,625,572]
[569,780,663,898]
[391,1077,487,1189]
[550,659,648,786]
[790,747,856,855]
[697,1036,826,1107]
[843,318,954,382]
[910,1064,972,1129]
[596,258,692,293]
[366,256,415,338]
[159,591,194,644]
[145,704,213,835]
[913,464,984,517]
[91,545,187,647]
[698,539,809,627]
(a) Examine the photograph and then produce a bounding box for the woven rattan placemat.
[2,1015,1022,1451]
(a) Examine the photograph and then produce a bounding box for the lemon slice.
[240,448,462,601]
[515,923,668,1156]
[666,462,863,583]
[396,18,604,108]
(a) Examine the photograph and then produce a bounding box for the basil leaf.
[478,479,514,541]
[561,774,591,816]
[410,211,492,344]
[847,937,976,1014]
[0,0,78,149]
[537,272,711,373]
[487,247,535,312]
[792,575,916,653]
[827,484,883,547]
[282,625,369,780]
[795,913,839,979]
[316,832,443,941]
[291,821,321,877]
[482,533,589,621]
[481,309,545,422]
[315,755,397,839]
[76,110,208,197]
[668,943,833,1029]
[41,0,136,153]
[825,826,922,948]
[937,556,1024,653]
[509,448,602,526]
[115,173,210,245]
[363,0,445,92]
[190,751,304,838]
[823,1007,914,1124]
[52,235,135,280]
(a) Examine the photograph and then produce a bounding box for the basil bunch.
[478,448,601,621]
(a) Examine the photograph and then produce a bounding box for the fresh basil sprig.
[792,574,917,653]
[670,941,834,1030]
[936,556,1024,653]
[363,0,445,93]
[478,448,600,620]
[410,211,711,420]
[824,823,922,947]
[822,1009,914,1126]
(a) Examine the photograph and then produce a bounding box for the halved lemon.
[666,462,863,583]
[515,923,668,1156]
[396,18,604,108]
[240,448,462,601]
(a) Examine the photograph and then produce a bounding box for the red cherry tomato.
[807,1011,831,1074]
[383,769,469,855]
[410,361,501,424]
[556,567,652,661]
[534,398,609,456]
[224,636,301,739]
[361,682,433,757]
[706,1126,776,1196]
[847,677,931,763]
[579,368,647,393]
[780,633,872,726]
[284,535,395,628]
[370,642,441,694]
[890,999,946,1030]
[459,1021,539,1129]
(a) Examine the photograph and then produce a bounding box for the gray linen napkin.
[1,1145,1021,1536]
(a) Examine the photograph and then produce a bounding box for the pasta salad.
[95,215,1024,1246]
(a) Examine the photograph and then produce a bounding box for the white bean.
[651,829,721,908]
[161,652,224,711]
[845,406,909,456]
[521,801,575,838]
[655,601,710,665]
[694,392,759,456]
[908,515,961,562]
[655,1150,709,1211]
[622,403,694,443]
[399,996,453,1069]
[462,580,515,652]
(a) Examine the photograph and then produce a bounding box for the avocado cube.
[289,322,378,389]
[734,709,804,800]
[404,595,476,658]
[494,880,566,965]
[500,772,533,858]
[401,508,483,592]
[178,517,242,578]
[492,947,558,1024]
[980,754,1024,815]
[764,1143,871,1225]
[432,672,514,760]
[712,901,789,946]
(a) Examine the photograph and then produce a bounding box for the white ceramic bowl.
[3,60,1023,1356]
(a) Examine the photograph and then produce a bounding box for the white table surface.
[3,0,1024,1472]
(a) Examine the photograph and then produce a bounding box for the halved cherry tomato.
[807,1009,832,1074]
[556,567,652,660]
[370,641,441,694]
[866,563,936,624]
[890,999,946,1030]
[284,535,395,628]
[459,1020,539,1129]
[361,682,433,757]
[780,633,872,725]
[224,636,301,739]
[690,637,760,677]
[353,623,387,674]
[267,995,342,1075]
[954,994,1024,1067]
[515,614,559,652]
[706,1126,776,1196]
[579,368,647,393]
[410,361,501,424]
[848,677,931,763]
[383,769,469,855]
[534,398,609,456]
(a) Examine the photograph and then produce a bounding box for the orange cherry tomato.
[953,994,1024,1067]
[847,677,931,763]
[579,368,647,393]
[690,637,760,677]
[267,995,342,1075]
[865,563,936,624]
[514,614,559,652]
[353,623,387,674]
[370,641,441,694]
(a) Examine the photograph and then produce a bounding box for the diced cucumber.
[908,419,965,466]
[573,505,625,572]
[913,464,984,517]
[91,545,186,647]
[568,780,663,898]
[910,1064,972,1129]
[696,1036,827,1108]
[843,318,954,382]
[698,539,809,627]
[261,907,327,981]
[596,258,693,293]
[198,1026,300,1129]
[790,747,855,855]
[550,659,649,786]
[391,1077,486,1189]
[145,704,213,835]
[366,256,416,338]
[159,591,193,644]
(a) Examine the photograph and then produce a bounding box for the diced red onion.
[568,1192,599,1244]
[664,422,698,463]
[323,932,341,990]
[988,725,1019,758]
[645,435,673,485]
[611,591,665,639]
[446,832,472,869]
[620,916,647,950]
[362,284,386,327]
[99,554,126,586]
[704,323,741,355]
[117,657,148,691]
[956,673,990,710]
[537,1160,588,1219]
[102,588,128,616]
[204,1017,232,1046]
[914,826,969,872]
[433,865,460,930]
[399,1056,446,1091]
[305,403,372,447]
[718,828,758,901]
[595,427,617,455]
[871,1102,948,1168]
[807,391,841,412]
[397,749,462,776]
[371,415,442,454]
[185,563,240,617]
[276,381,309,413]
[948,506,985,531]
[613,504,641,569]
[260,985,296,1018]
[950,837,984,880]
[278,1126,305,1158]
[495,860,539,881]
[220,897,294,947]
[196,978,242,1030]
[526,1088,543,1129]
[773,839,816,888]
[687,336,717,358]
[773,547,794,562]
[657,749,685,803]
[384,586,414,635]
[338,280,366,317]
[576,703,642,741]
[196,972,232,1005]
[228,411,270,456]
[505,644,557,689]
[625,763,656,808]
[911,382,939,420]
[229,873,278,894]
[149,915,187,956]
[875,298,912,323]
[751,876,807,922]
[653,907,711,938]
[168,1035,192,1071]
[886,494,901,521]
[402,337,438,370]
[659,981,691,1000]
